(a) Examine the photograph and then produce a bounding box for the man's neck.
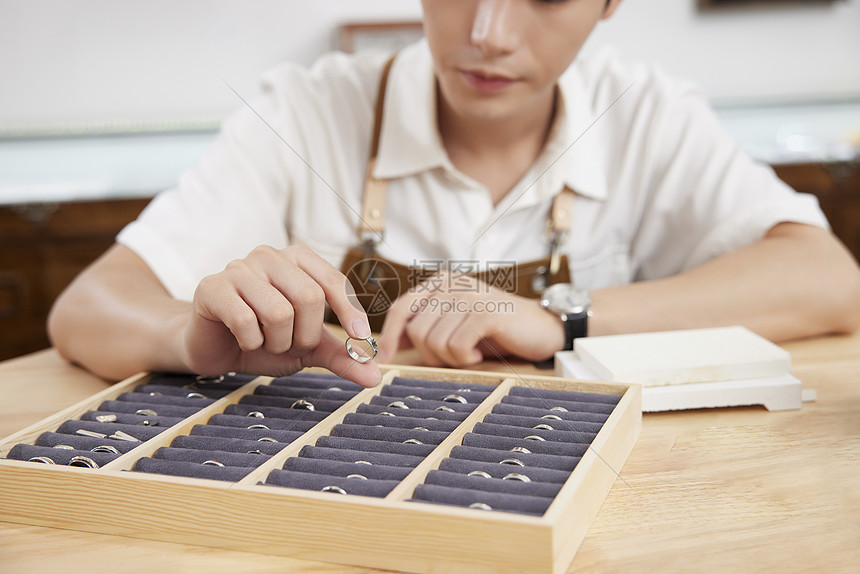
[437,87,558,206]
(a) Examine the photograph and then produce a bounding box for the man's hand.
[48,243,380,387]
[377,273,564,367]
[179,244,380,387]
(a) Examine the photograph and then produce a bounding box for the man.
[48,0,860,385]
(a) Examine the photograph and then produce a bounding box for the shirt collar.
[374,41,609,203]
[374,41,449,179]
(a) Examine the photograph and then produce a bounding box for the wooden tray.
[0,365,640,573]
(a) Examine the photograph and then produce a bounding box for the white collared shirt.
[118,40,828,301]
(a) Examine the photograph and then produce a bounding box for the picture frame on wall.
[339,21,424,54]
[697,0,836,10]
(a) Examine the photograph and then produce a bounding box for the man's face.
[421,0,619,124]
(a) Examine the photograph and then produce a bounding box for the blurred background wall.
[1,0,858,135]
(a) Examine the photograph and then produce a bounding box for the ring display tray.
[0,365,640,574]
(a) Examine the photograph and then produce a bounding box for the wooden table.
[1,335,858,573]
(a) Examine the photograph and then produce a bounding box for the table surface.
[1,334,858,573]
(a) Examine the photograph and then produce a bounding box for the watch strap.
[562,312,588,351]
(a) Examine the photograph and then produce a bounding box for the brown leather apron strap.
[358,56,396,244]
[548,187,575,276]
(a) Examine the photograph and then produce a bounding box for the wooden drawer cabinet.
[773,161,860,263]
[0,197,150,361]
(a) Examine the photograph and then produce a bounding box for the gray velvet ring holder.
[424,470,563,499]
[342,412,460,432]
[501,395,616,414]
[224,404,330,421]
[356,403,470,421]
[298,445,425,468]
[282,457,412,481]
[449,445,582,471]
[7,444,120,467]
[97,400,203,418]
[491,402,609,423]
[80,411,185,427]
[206,414,319,432]
[133,458,252,482]
[411,484,553,516]
[263,470,400,497]
[438,458,572,483]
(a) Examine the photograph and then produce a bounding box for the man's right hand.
[180,244,380,387]
[48,243,380,387]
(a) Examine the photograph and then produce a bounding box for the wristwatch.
[540,283,592,351]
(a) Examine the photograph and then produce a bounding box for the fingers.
[287,246,371,340]
[305,328,382,388]
[244,250,326,357]
[223,244,372,348]
[377,289,426,362]
[378,289,487,367]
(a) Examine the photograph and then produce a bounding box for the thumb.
[303,328,382,388]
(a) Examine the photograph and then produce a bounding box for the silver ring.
[456,388,472,393]
[533,424,554,431]
[467,470,492,479]
[411,426,430,431]
[550,406,569,412]
[186,392,206,399]
[28,456,55,464]
[346,473,368,480]
[91,445,120,454]
[202,460,224,467]
[345,336,378,364]
[109,430,141,442]
[247,411,265,418]
[503,472,531,482]
[135,409,158,416]
[387,401,409,409]
[435,406,455,412]
[379,411,396,417]
[290,399,315,411]
[321,485,348,495]
[246,449,265,455]
[541,414,563,421]
[405,395,423,401]
[76,429,107,439]
[195,374,225,384]
[524,435,547,442]
[247,424,270,430]
[95,414,118,423]
[52,444,74,450]
[402,438,424,445]
[442,394,467,404]
[137,420,155,427]
[257,437,278,443]
[468,502,493,511]
[354,460,373,465]
[68,456,99,469]
[148,391,162,397]
[424,417,439,421]
[499,458,525,467]
[511,446,531,454]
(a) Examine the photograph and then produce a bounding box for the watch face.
[541,283,591,315]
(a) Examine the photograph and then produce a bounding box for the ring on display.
[321,485,348,495]
[467,470,492,479]
[502,473,531,482]
[68,456,99,469]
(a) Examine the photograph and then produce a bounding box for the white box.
[554,326,812,412]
